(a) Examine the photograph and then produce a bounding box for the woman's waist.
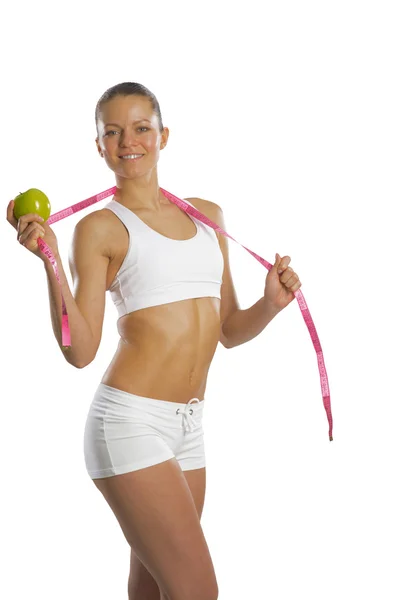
[101,343,213,403]
[89,382,205,433]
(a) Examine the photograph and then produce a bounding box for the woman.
[7,82,301,600]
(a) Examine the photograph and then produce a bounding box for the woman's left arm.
[189,198,302,350]
[222,252,302,349]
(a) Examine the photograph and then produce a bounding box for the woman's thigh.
[93,459,217,600]
[128,466,207,598]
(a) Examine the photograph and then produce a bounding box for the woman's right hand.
[6,199,60,261]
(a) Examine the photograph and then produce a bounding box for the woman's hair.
[95,82,164,133]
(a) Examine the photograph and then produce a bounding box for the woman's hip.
[83,382,206,479]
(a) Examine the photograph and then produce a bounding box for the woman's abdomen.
[101,297,221,402]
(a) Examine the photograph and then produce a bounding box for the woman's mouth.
[120,154,144,161]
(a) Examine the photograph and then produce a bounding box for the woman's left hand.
[264,253,302,312]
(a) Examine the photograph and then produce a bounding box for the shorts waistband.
[94,383,204,432]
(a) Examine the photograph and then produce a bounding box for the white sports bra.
[104,198,224,317]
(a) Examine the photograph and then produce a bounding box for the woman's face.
[96,95,169,178]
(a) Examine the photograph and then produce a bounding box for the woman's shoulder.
[76,206,117,234]
[184,197,221,215]
[73,208,118,260]
[184,197,225,243]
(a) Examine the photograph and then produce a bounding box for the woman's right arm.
[55,213,110,368]
[6,200,109,369]
[43,214,109,368]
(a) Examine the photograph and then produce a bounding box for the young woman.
[7,82,301,600]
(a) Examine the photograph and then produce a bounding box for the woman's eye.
[105,128,147,136]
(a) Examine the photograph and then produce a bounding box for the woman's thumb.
[274,253,281,268]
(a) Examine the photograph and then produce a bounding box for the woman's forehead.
[101,95,152,116]
[99,97,156,128]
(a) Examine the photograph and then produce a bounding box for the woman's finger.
[291,280,302,292]
[19,222,45,245]
[283,274,299,289]
[19,222,46,242]
[278,255,291,272]
[17,213,44,238]
[6,200,18,230]
[279,266,295,284]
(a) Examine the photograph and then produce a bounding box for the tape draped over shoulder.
[37,185,333,441]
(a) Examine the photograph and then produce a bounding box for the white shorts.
[84,383,206,479]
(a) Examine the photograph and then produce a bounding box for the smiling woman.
[5,80,301,600]
[78,82,228,599]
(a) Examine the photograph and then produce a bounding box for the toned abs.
[99,197,222,403]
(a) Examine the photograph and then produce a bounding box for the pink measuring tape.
[37,185,333,441]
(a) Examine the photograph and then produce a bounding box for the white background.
[1,1,399,598]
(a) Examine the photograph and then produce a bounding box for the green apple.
[13,188,51,222]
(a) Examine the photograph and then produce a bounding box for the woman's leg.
[128,549,161,599]
[126,466,207,599]
[93,459,216,600]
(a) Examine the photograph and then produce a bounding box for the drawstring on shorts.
[176,398,200,432]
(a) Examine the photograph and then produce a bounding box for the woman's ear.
[95,138,104,157]
[160,127,169,149]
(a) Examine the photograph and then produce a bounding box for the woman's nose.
[119,129,140,147]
